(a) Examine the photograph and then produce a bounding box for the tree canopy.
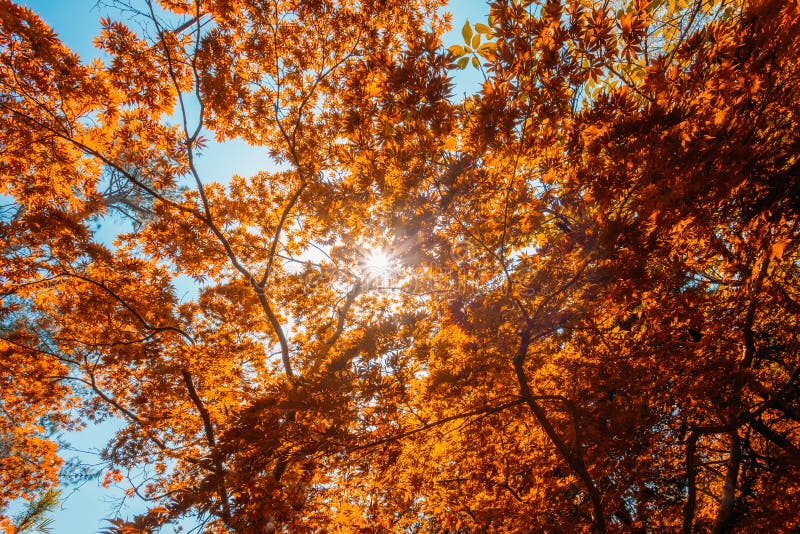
[1,0,799,531]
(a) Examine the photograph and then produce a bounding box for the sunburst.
[362,248,392,280]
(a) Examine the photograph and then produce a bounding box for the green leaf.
[14,489,60,534]
[457,56,469,70]
[448,44,466,57]
[462,20,473,44]
[475,23,491,34]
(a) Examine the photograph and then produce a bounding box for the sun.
[362,248,392,279]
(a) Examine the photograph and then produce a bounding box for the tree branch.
[59,271,193,343]
[180,369,231,523]
[712,431,741,534]
[348,398,524,452]
[683,431,698,534]
[513,329,607,533]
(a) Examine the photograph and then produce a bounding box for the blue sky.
[11,0,488,530]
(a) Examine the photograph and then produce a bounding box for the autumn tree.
[1,0,799,532]
[360,0,800,531]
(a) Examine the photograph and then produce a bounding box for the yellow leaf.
[448,44,466,57]
[771,239,791,262]
[462,20,473,44]
[475,22,491,34]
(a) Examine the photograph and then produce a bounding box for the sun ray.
[362,249,392,279]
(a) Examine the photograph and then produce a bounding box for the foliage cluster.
[1,0,799,531]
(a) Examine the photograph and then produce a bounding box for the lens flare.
[363,249,392,279]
